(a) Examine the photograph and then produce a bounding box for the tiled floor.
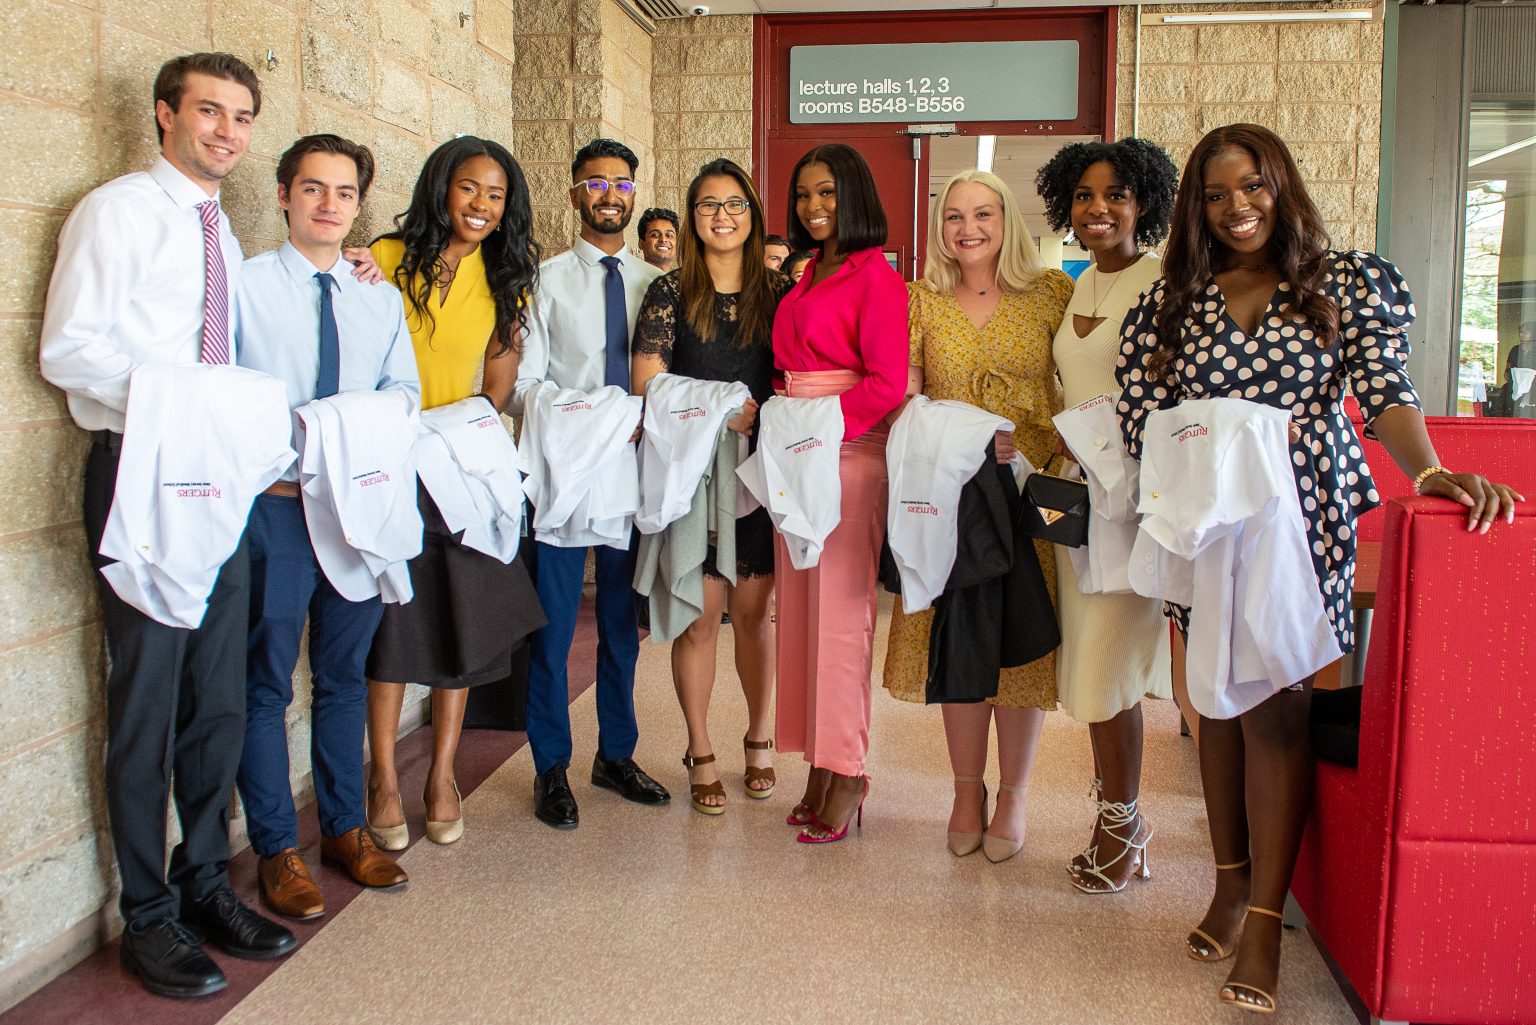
[4,598,1365,1024]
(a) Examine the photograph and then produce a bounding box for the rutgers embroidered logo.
[1074,394,1115,411]
[165,482,222,499]
[468,414,499,429]
[1174,423,1209,442]
[787,436,823,454]
[554,400,592,413]
[354,470,391,488]
[670,406,706,421]
[901,500,939,516]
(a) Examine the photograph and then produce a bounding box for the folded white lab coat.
[1131,397,1340,719]
[519,382,642,549]
[735,395,844,571]
[1055,392,1140,595]
[100,364,294,628]
[294,390,422,603]
[884,396,1014,613]
[636,373,753,535]
[417,396,527,563]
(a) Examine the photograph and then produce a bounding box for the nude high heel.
[947,776,988,857]
[982,782,1027,863]
[1187,858,1252,961]
[424,782,463,845]
[366,791,409,852]
[1218,906,1283,1014]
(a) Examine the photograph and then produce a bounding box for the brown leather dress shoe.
[321,827,408,890]
[258,849,325,921]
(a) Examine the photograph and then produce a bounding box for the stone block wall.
[650,16,755,224]
[511,0,655,257]
[0,0,525,1008]
[1116,2,1384,251]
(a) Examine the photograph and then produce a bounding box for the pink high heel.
[797,776,869,844]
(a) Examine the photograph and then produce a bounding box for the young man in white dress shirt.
[38,52,297,998]
[515,138,670,828]
[233,134,421,921]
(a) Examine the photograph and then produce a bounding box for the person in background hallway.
[632,159,795,814]
[364,135,546,850]
[1035,138,1178,892]
[1116,123,1522,1015]
[514,138,671,829]
[234,134,418,921]
[38,51,297,998]
[639,206,679,272]
[781,250,813,284]
[775,143,908,844]
[1490,320,1536,417]
[882,169,1073,864]
[764,233,791,271]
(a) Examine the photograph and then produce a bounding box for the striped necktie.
[197,199,230,365]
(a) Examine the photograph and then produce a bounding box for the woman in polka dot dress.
[1115,123,1522,1016]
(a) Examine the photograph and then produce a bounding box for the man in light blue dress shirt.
[234,135,420,921]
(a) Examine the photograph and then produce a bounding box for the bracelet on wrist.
[1412,465,1453,494]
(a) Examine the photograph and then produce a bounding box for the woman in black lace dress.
[632,158,796,814]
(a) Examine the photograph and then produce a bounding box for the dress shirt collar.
[275,240,351,293]
[800,245,882,284]
[148,155,221,211]
[570,234,629,269]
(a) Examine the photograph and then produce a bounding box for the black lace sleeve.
[770,269,796,305]
[633,271,681,368]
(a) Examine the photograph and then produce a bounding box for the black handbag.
[1019,469,1090,548]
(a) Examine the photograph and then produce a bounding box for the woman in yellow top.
[364,136,545,848]
[883,169,1073,863]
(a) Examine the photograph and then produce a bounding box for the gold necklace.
[1089,265,1125,318]
[959,279,998,298]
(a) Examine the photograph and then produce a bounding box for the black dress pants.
[82,437,250,926]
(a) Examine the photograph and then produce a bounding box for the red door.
[754,10,1115,280]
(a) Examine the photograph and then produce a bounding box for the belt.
[263,480,301,498]
[92,430,123,451]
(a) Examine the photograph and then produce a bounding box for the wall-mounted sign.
[788,41,1079,125]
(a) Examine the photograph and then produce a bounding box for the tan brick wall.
[0,0,521,1007]
[1116,2,1383,252]
[650,15,754,224]
[512,0,655,257]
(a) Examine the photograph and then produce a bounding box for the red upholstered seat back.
[1301,497,1536,1023]
[1344,398,1536,542]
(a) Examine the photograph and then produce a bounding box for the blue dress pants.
[237,494,384,857]
[524,540,640,775]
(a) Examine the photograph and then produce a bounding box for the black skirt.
[366,484,546,689]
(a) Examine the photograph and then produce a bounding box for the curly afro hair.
[1034,137,1178,250]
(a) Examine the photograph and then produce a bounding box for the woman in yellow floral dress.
[882,169,1072,863]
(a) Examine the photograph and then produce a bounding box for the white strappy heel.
[1071,797,1153,894]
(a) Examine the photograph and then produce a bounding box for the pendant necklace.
[1089,264,1125,317]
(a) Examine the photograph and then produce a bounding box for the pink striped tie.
[197,199,230,365]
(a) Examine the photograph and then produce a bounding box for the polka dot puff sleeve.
[1337,251,1422,427]
[1113,280,1177,460]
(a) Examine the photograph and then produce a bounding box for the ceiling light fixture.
[977,135,996,173]
[1143,7,1378,25]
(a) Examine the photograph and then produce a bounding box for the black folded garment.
[1310,686,1362,767]
[880,441,1061,704]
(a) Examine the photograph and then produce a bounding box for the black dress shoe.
[534,764,579,829]
[591,756,672,804]
[120,918,227,998]
[183,887,297,960]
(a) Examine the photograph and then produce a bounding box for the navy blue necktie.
[315,272,340,399]
[599,256,628,389]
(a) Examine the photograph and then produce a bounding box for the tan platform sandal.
[1218,905,1283,1015]
[683,752,725,815]
[743,736,775,799]
[1187,858,1252,961]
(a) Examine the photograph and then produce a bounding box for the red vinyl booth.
[1291,496,1536,1025]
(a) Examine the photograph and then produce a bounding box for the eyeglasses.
[576,177,636,195]
[693,199,751,216]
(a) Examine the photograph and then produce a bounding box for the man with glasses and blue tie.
[232,134,420,920]
[514,138,669,829]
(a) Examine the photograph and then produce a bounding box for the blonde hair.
[921,169,1044,295]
